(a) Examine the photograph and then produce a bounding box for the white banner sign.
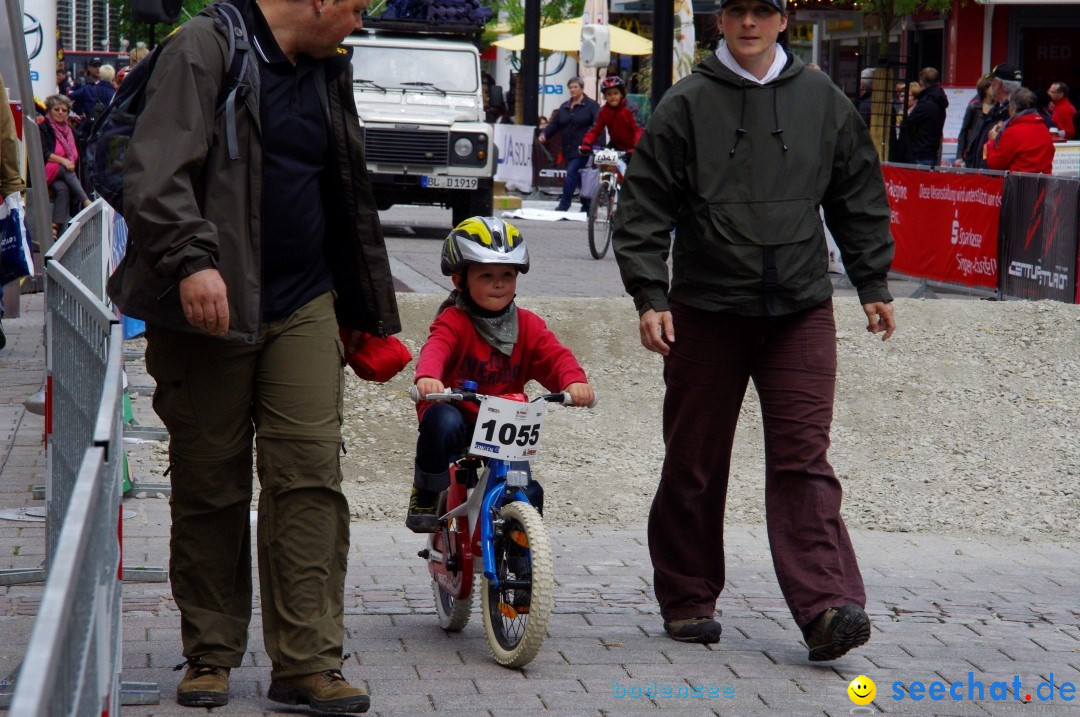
[495,123,535,193]
[23,0,57,102]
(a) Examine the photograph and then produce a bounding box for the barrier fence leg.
[0,664,19,708]
[121,681,160,706]
[909,279,939,299]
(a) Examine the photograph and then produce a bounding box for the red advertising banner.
[883,166,1003,289]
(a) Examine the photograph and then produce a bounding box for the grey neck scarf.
[442,290,519,356]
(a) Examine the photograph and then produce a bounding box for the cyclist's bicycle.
[585,148,626,260]
[409,381,596,667]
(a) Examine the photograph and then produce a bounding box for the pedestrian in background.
[855,67,874,127]
[985,87,1055,174]
[108,0,400,711]
[0,71,27,350]
[1048,82,1076,140]
[968,63,1020,169]
[902,67,948,166]
[70,57,115,119]
[613,0,894,660]
[39,94,92,236]
[539,77,599,213]
[954,76,993,167]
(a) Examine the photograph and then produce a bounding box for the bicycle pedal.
[509,530,529,548]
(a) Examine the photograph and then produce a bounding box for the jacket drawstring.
[771,86,789,152]
[729,83,789,157]
[729,83,749,157]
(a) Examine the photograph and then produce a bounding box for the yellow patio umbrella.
[492,18,652,56]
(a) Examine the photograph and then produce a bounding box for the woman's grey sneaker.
[175,660,229,707]
[663,617,722,644]
[803,604,871,661]
[268,669,370,713]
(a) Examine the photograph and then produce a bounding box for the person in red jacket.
[406,217,595,532]
[580,76,644,157]
[1048,81,1076,140]
[986,87,1056,175]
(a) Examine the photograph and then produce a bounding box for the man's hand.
[415,378,445,398]
[863,301,895,341]
[563,382,595,407]
[179,268,229,336]
[639,309,675,355]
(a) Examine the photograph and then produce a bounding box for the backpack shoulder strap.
[205,1,253,159]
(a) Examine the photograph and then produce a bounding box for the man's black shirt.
[248,1,335,321]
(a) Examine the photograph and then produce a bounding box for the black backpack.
[86,2,252,215]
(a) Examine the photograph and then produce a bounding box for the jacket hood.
[692,50,803,87]
[919,84,949,109]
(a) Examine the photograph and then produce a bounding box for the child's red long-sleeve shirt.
[414,306,587,422]
[581,99,643,153]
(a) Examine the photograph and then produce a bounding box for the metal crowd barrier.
[9,331,124,717]
[3,199,161,712]
[42,202,116,568]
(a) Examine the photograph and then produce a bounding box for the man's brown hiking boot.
[175,660,230,707]
[268,669,370,713]
[663,617,722,644]
[803,604,871,661]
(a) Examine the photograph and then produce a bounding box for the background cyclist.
[580,76,644,175]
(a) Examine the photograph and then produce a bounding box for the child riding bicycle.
[579,76,643,176]
[405,217,595,533]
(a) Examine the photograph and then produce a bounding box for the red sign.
[883,166,1003,289]
[8,102,22,140]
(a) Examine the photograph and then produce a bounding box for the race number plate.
[469,396,547,461]
[421,175,478,190]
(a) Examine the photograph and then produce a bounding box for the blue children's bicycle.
[410,380,594,667]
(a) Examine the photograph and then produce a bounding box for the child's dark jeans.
[414,403,543,512]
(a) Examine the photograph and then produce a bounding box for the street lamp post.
[522,0,541,125]
[652,0,674,112]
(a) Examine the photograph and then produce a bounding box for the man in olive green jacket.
[107,0,397,711]
[614,0,895,660]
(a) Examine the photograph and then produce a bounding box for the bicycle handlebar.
[409,385,598,409]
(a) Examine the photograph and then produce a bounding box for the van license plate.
[422,176,478,190]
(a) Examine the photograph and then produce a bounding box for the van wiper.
[354,78,387,92]
[402,81,447,97]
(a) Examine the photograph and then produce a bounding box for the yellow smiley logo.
[847,675,876,705]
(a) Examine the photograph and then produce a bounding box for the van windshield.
[351,46,478,93]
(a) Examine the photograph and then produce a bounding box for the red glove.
[339,328,413,383]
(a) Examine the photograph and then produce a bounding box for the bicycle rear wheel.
[587,183,612,260]
[481,501,553,667]
[431,491,471,631]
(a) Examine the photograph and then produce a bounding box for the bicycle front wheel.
[481,501,553,668]
[587,183,612,260]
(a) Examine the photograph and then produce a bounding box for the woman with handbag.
[539,77,600,213]
[39,94,92,237]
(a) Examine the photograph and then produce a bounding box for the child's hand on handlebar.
[563,382,595,407]
[416,378,445,398]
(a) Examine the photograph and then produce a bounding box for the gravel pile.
[339,294,1079,542]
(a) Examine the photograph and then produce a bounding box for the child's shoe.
[405,487,440,533]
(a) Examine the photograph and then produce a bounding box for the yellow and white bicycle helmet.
[440,216,530,276]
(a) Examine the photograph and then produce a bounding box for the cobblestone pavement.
[0,221,1076,715]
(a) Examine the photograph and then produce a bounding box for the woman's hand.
[538,134,546,144]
